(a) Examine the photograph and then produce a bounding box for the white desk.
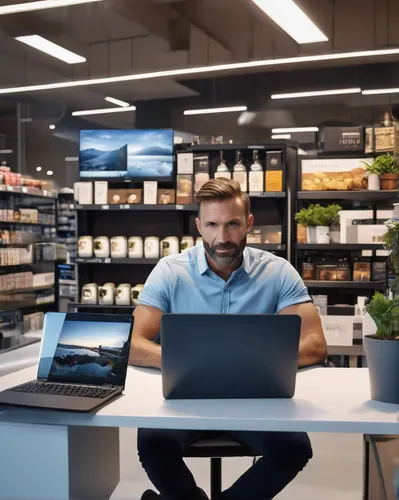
[0,367,398,500]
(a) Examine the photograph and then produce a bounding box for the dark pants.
[138,429,312,500]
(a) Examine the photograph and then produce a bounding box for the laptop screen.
[41,313,132,387]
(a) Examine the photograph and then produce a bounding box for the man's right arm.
[128,259,174,370]
[129,304,163,369]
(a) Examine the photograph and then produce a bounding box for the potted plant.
[295,204,342,244]
[362,159,380,191]
[363,154,399,190]
[364,219,399,404]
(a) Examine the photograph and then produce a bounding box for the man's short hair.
[195,178,251,216]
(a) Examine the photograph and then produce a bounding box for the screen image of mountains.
[48,320,131,386]
[79,129,174,180]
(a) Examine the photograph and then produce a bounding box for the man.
[130,178,327,500]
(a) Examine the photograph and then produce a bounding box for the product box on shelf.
[302,261,316,280]
[176,175,193,204]
[312,295,328,316]
[365,123,399,153]
[301,158,367,191]
[144,181,158,205]
[32,272,55,287]
[94,181,108,205]
[248,225,282,244]
[346,224,386,244]
[316,262,351,281]
[78,182,93,205]
[177,153,194,174]
[107,189,142,204]
[323,126,365,153]
[194,155,210,195]
[265,151,284,192]
[353,261,371,282]
[157,189,176,205]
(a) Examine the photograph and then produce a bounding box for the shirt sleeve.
[276,261,311,313]
[138,259,174,313]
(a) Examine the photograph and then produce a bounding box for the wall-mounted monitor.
[79,129,174,181]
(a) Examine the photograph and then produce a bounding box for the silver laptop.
[0,312,133,412]
[161,314,301,400]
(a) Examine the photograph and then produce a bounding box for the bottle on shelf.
[233,150,247,192]
[248,150,263,194]
[214,151,231,180]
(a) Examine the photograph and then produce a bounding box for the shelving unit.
[74,142,298,310]
[0,188,58,327]
[296,243,385,251]
[304,280,386,289]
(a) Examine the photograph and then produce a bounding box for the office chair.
[184,435,258,499]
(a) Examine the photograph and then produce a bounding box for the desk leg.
[0,422,120,500]
[363,436,370,500]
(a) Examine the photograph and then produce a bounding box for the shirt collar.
[197,245,251,275]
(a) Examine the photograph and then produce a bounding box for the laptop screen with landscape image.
[45,314,132,387]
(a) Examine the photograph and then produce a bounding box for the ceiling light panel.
[252,0,327,44]
[72,106,136,116]
[272,127,319,133]
[0,0,103,15]
[272,134,291,139]
[362,88,399,95]
[0,47,399,95]
[15,35,86,64]
[271,87,361,99]
[184,106,247,116]
[105,96,130,107]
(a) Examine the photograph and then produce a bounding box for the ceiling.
[0,0,398,129]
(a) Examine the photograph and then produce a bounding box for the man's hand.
[129,305,163,369]
[279,302,327,368]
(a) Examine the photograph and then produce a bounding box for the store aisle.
[112,429,363,500]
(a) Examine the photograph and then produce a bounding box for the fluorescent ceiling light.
[184,106,247,116]
[105,96,130,107]
[15,35,86,64]
[252,0,327,44]
[271,87,361,99]
[272,127,319,133]
[362,88,399,95]
[0,0,103,15]
[1,47,399,95]
[272,134,291,139]
[72,105,136,116]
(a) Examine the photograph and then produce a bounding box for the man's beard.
[203,236,247,267]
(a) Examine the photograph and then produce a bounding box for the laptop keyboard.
[11,382,115,399]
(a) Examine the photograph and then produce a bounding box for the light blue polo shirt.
[138,245,311,314]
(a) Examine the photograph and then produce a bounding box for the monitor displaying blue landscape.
[79,129,174,180]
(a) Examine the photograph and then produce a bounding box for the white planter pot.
[368,173,380,191]
[316,226,330,244]
[329,225,340,244]
[306,226,317,243]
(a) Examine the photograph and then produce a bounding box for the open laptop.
[0,312,133,412]
[161,314,301,400]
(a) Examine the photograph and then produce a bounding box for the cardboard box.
[177,175,193,204]
[157,189,176,205]
[94,181,108,205]
[366,123,399,153]
[107,189,142,204]
[301,158,367,191]
[346,224,386,244]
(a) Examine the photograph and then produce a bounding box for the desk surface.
[0,366,398,435]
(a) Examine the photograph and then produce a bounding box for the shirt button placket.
[222,284,229,314]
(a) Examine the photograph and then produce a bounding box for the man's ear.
[247,213,254,233]
[195,217,202,235]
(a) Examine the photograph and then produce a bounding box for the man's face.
[195,197,253,267]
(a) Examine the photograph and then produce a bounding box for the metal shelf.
[304,280,385,289]
[250,243,286,251]
[68,303,135,312]
[0,220,55,227]
[249,192,286,198]
[0,284,54,295]
[0,185,56,199]
[76,204,197,211]
[297,243,385,251]
[74,257,159,265]
[297,190,398,201]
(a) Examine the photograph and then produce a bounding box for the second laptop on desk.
[161,314,301,400]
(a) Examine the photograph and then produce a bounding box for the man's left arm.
[276,261,327,368]
[279,302,327,368]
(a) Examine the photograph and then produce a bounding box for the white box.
[94,181,108,205]
[346,224,386,244]
[321,316,354,346]
[144,181,158,205]
[33,273,55,287]
[312,295,328,316]
[78,182,93,205]
[73,182,82,202]
[177,153,194,174]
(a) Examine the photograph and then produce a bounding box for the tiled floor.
[111,429,363,500]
